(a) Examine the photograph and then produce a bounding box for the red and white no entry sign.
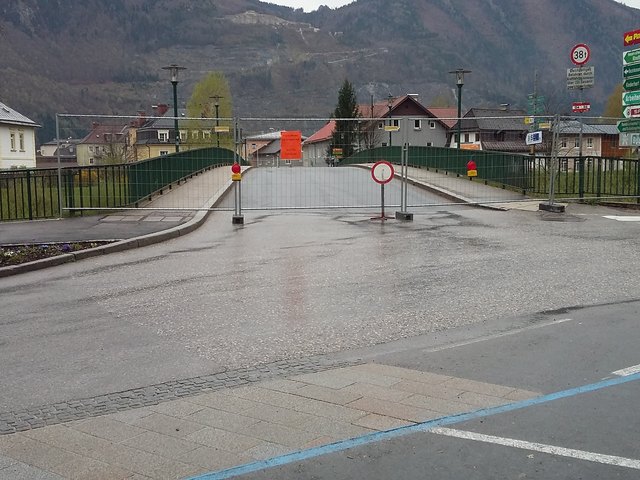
[570,43,590,66]
[371,160,395,184]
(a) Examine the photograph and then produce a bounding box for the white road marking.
[603,215,640,222]
[612,364,640,377]
[432,428,640,470]
[426,318,573,353]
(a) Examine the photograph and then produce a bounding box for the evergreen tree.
[330,79,360,160]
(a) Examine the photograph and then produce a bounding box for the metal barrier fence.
[0,147,235,220]
[2,113,637,220]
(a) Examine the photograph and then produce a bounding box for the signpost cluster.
[567,43,593,112]
[620,30,640,144]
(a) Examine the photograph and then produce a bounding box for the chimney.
[156,104,169,116]
[135,111,146,127]
[92,121,99,129]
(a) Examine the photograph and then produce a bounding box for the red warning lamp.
[231,162,241,174]
[466,159,477,178]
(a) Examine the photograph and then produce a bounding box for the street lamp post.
[387,94,393,147]
[162,64,186,152]
[449,69,471,149]
[210,95,224,147]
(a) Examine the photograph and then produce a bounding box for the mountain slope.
[0,0,638,143]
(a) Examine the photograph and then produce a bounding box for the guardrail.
[342,147,640,201]
[1,147,236,221]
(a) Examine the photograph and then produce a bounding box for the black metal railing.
[1,147,236,221]
[342,147,640,201]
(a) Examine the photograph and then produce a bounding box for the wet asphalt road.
[1,172,640,417]
[232,300,640,480]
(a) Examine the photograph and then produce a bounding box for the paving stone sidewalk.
[0,363,538,480]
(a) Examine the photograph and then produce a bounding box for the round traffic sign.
[570,43,590,66]
[371,160,394,185]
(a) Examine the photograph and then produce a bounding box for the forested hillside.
[1,0,638,143]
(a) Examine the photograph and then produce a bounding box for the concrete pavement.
[0,362,538,479]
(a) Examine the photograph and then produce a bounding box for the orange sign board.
[281,130,302,160]
[461,144,481,150]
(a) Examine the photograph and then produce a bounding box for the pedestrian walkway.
[0,362,538,480]
[402,166,532,207]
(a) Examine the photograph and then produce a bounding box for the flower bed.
[0,242,112,267]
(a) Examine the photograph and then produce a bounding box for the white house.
[0,101,39,169]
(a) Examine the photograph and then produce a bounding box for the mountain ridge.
[0,0,638,143]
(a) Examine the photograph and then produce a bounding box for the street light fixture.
[210,94,224,147]
[449,68,471,149]
[387,94,394,147]
[162,64,187,152]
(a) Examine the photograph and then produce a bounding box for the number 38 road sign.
[571,44,590,66]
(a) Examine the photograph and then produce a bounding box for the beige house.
[0,101,39,169]
[76,122,128,166]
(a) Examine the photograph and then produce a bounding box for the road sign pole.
[395,118,413,221]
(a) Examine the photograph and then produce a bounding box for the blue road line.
[187,372,640,480]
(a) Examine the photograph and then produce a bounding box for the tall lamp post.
[210,94,224,147]
[449,69,471,149]
[162,64,186,152]
[387,94,393,147]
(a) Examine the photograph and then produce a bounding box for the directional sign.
[622,90,640,106]
[624,29,640,48]
[526,131,543,145]
[624,77,640,92]
[619,132,640,147]
[623,47,640,66]
[567,66,594,89]
[623,63,640,78]
[617,119,640,133]
[623,106,640,118]
[570,44,590,66]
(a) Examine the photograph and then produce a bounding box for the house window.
[574,138,580,148]
[19,132,25,151]
[180,131,187,141]
[587,138,594,148]
[10,132,16,151]
[429,121,436,129]
[392,119,399,127]
[89,146,94,152]
[89,158,94,164]
[561,139,567,148]
[414,119,422,130]
[426,142,433,147]
[464,133,470,143]
[160,150,169,156]
[158,130,169,142]
[378,122,384,129]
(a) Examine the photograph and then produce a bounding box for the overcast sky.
[270,0,640,12]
